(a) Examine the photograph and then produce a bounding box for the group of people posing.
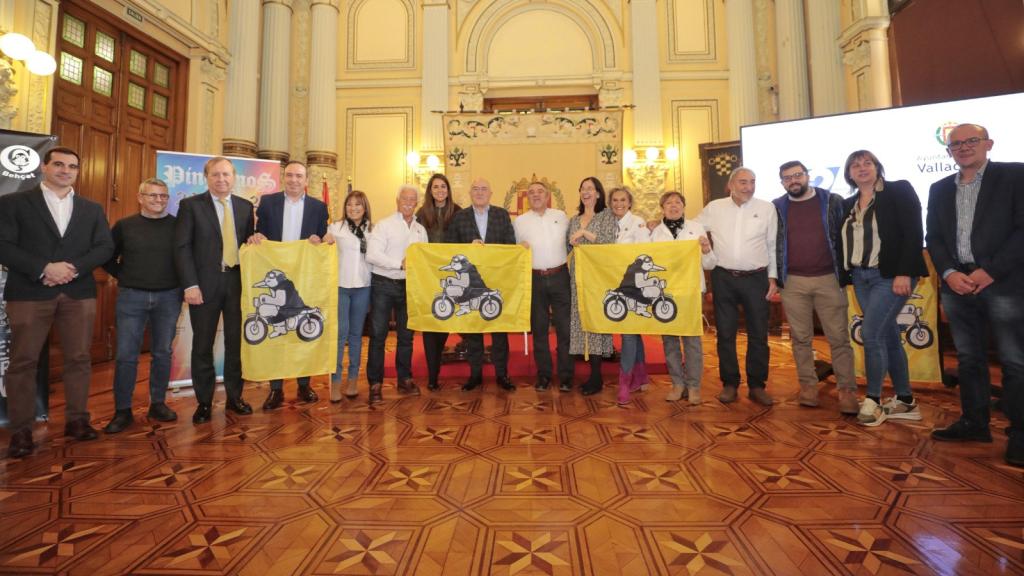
[0,123,1020,468]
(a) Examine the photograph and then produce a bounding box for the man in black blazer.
[0,147,114,458]
[249,160,328,410]
[926,123,1024,467]
[444,177,517,392]
[175,156,255,424]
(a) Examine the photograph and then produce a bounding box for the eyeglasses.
[140,193,170,200]
[947,137,987,151]
[780,171,806,182]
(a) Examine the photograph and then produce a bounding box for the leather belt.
[372,273,406,284]
[717,266,767,278]
[533,263,567,276]
[221,264,239,273]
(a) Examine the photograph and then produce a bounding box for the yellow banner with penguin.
[574,241,704,336]
[845,252,941,383]
[406,243,532,333]
[240,241,338,381]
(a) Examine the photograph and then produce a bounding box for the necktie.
[218,197,238,267]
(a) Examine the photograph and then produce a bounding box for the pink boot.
[617,371,632,405]
[630,363,650,392]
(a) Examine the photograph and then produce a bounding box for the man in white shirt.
[514,181,573,391]
[697,167,778,406]
[365,185,429,403]
[249,161,329,410]
[0,147,114,458]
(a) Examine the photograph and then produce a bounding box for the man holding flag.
[248,160,328,410]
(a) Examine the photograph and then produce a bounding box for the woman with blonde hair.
[327,190,373,401]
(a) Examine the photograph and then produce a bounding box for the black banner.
[0,129,56,425]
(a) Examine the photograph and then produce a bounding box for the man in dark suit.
[248,160,328,410]
[444,177,517,392]
[0,147,114,458]
[926,123,1024,468]
[175,156,255,424]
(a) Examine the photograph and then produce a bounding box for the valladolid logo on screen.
[915,122,959,175]
[0,145,41,180]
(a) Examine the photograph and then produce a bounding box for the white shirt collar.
[40,181,74,202]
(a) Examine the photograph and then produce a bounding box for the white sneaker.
[882,397,922,421]
[857,397,887,427]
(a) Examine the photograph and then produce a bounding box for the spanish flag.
[406,243,532,333]
[239,241,339,381]
[574,241,704,336]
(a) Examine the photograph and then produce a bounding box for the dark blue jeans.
[711,268,769,388]
[366,275,413,383]
[942,281,1024,436]
[851,267,912,398]
[334,285,371,381]
[114,287,182,410]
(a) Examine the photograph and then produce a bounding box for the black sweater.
[104,213,179,290]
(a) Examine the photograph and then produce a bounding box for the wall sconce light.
[0,32,57,76]
[406,150,443,188]
[624,145,680,219]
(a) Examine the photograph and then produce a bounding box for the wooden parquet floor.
[0,335,1022,575]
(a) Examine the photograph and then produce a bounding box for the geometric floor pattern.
[1,335,1021,575]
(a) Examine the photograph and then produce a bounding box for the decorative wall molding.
[347,0,415,70]
[26,0,55,134]
[670,98,720,197]
[332,70,730,91]
[666,0,717,62]
[344,106,414,181]
[464,0,616,75]
[107,0,230,63]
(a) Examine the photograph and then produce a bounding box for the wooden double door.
[49,0,188,374]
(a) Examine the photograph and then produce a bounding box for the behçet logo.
[935,122,958,147]
[0,145,41,176]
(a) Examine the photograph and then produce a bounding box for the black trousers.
[188,268,243,404]
[531,268,573,381]
[422,331,449,384]
[463,332,509,381]
[710,267,770,389]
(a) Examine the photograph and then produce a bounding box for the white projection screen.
[740,92,1024,226]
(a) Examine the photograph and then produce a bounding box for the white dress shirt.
[281,194,305,242]
[40,182,74,236]
[616,211,650,244]
[328,221,372,288]
[696,196,777,278]
[514,208,569,270]
[650,220,718,292]
[365,211,428,279]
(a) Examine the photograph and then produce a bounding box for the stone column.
[307,0,340,208]
[726,0,759,137]
[222,0,261,157]
[421,0,448,153]
[774,0,809,120]
[258,0,292,162]
[630,0,663,147]
[806,0,845,116]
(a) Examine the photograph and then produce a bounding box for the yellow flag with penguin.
[845,251,941,382]
[240,241,338,381]
[406,243,532,333]
[575,241,704,336]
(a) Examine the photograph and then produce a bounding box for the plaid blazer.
[444,205,516,245]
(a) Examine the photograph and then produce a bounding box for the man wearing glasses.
[101,178,183,433]
[772,162,858,415]
[927,123,1024,468]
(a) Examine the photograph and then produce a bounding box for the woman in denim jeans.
[840,150,929,426]
[327,190,373,401]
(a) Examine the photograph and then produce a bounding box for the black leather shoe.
[64,419,99,441]
[263,389,284,411]
[147,403,177,422]
[192,403,212,424]
[7,429,34,459]
[1006,436,1024,468]
[103,409,134,434]
[297,386,319,404]
[559,379,573,393]
[227,397,254,415]
[931,420,993,443]
[535,376,551,391]
[461,378,482,392]
[427,380,440,392]
[581,385,601,396]
[368,383,384,404]
[498,376,516,392]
